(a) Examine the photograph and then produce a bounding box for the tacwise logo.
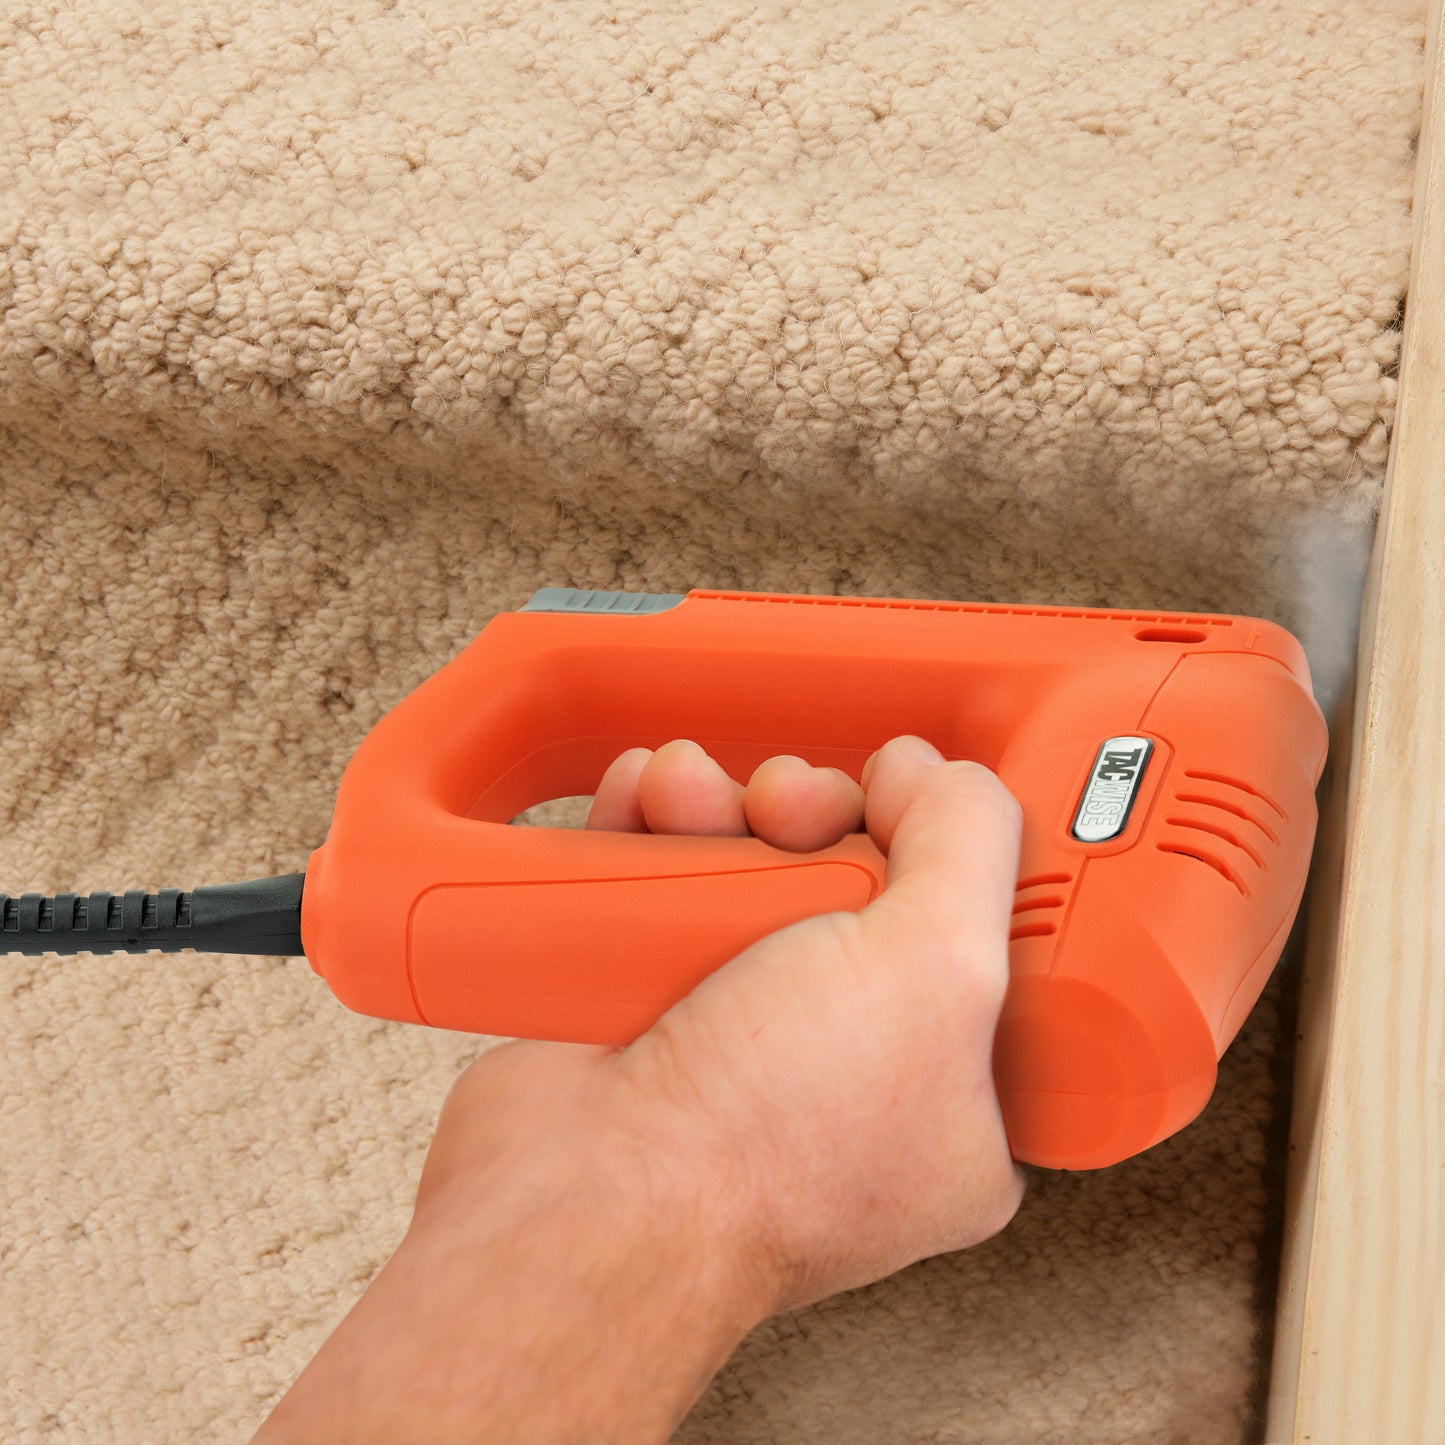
[1071,736,1154,843]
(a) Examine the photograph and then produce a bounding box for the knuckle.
[952,759,1020,808]
[968,941,1013,1008]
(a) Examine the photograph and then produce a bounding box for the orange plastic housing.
[300,588,1328,1170]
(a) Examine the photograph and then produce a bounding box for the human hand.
[256,735,1025,1444]
[579,734,1028,1308]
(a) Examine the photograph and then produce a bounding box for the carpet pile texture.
[0,0,1424,1438]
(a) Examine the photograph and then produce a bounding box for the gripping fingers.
[587,742,865,851]
[588,740,752,837]
[639,740,750,835]
[586,747,655,832]
[742,755,864,852]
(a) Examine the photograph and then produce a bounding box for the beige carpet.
[0,1,1425,1439]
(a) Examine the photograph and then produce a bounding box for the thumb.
[855,736,1022,993]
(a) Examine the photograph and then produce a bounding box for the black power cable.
[0,874,305,956]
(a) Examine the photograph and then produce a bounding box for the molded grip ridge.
[0,876,304,956]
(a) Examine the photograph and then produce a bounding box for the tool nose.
[992,970,1218,1170]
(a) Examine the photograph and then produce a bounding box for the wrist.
[256,1046,776,1445]
[408,1051,783,1335]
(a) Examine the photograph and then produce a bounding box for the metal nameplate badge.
[1071,736,1155,843]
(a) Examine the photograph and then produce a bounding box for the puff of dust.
[1273,512,1376,726]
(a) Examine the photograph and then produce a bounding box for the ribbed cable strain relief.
[0,874,305,957]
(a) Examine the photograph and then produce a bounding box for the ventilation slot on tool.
[1156,843,1248,895]
[1134,627,1208,644]
[1182,769,1287,821]
[1174,792,1279,845]
[1016,872,1074,890]
[1009,876,1071,942]
[1010,921,1058,941]
[1162,817,1264,869]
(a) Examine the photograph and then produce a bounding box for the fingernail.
[898,736,944,765]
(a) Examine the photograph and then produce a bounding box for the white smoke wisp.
[1275,507,1377,727]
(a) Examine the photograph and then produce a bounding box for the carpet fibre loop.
[0,1,1424,1438]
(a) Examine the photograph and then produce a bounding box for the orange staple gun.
[1,587,1328,1170]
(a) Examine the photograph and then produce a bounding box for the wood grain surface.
[1267,1,1445,1438]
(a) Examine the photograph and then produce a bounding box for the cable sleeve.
[0,873,305,957]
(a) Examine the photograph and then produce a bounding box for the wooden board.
[1266,0,1445,1438]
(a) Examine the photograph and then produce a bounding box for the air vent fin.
[1181,769,1286,821]
[1157,843,1248,896]
[1174,792,1279,845]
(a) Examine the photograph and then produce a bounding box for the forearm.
[253,1124,771,1444]
[252,740,1028,1442]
